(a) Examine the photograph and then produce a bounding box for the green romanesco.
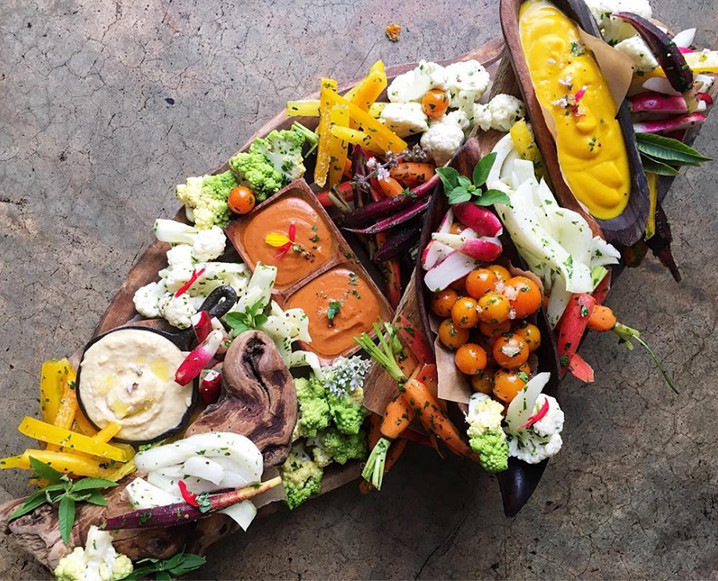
[229,150,285,202]
[310,427,368,467]
[54,525,133,581]
[466,393,509,473]
[175,170,238,230]
[293,376,331,440]
[323,356,371,435]
[280,442,324,510]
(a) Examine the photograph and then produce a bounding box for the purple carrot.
[374,223,422,262]
[633,112,706,134]
[645,203,681,282]
[343,196,431,235]
[175,329,224,385]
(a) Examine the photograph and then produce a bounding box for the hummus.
[79,328,193,442]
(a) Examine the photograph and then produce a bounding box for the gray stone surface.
[1,0,717,579]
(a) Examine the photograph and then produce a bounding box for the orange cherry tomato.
[479,319,512,339]
[451,297,480,329]
[455,343,488,375]
[493,368,527,403]
[517,361,531,377]
[431,288,458,318]
[228,186,256,215]
[477,292,512,324]
[504,276,542,318]
[449,221,467,235]
[438,319,470,350]
[488,265,512,283]
[422,89,450,119]
[450,275,468,292]
[466,268,499,299]
[514,321,541,352]
[471,370,494,395]
[492,333,530,369]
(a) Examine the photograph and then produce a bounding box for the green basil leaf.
[447,187,471,204]
[636,132,711,164]
[84,490,108,506]
[225,312,247,327]
[476,189,511,206]
[435,166,460,190]
[70,477,117,492]
[472,152,497,187]
[169,553,207,575]
[8,491,49,521]
[28,457,64,484]
[156,572,172,581]
[253,313,268,328]
[640,154,680,176]
[457,175,472,188]
[58,496,75,546]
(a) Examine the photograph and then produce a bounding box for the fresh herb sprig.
[327,300,342,321]
[436,153,510,206]
[9,457,116,545]
[225,299,268,336]
[636,132,712,177]
[119,552,207,581]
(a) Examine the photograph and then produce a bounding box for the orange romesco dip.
[287,266,381,358]
[242,196,334,288]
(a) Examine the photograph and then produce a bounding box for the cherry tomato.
[479,319,512,339]
[450,275,468,292]
[465,268,499,299]
[455,343,488,375]
[471,369,494,395]
[228,186,256,214]
[489,265,512,283]
[492,333,530,368]
[431,288,458,318]
[504,276,542,318]
[493,368,527,403]
[477,292,512,324]
[514,322,541,352]
[449,221,467,235]
[438,319,470,350]
[517,361,531,377]
[422,89,450,119]
[451,297,480,329]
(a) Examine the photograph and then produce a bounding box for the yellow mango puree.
[519,0,630,220]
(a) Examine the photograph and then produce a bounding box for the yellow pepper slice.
[40,359,68,425]
[286,100,320,117]
[327,105,350,188]
[350,67,387,112]
[645,172,658,240]
[19,449,113,479]
[93,422,121,443]
[0,455,29,470]
[368,102,388,117]
[314,78,338,187]
[104,457,136,482]
[330,126,385,154]
[73,409,97,437]
[18,417,130,462]
[344,60,386,102]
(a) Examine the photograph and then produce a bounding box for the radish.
[431,232,502,261]
[452,202,503,237]
[672,28,696,49]
[633,112,707,134]
[642,77,681,96]
[175,329,224,385]
[199,369,222,404]
[628,92,687,114]
[191,310,212,343]
[423,251,480,292]
[421,240,454,271]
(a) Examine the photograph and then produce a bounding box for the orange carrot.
[380,396,415,440]
[343,158,353,178]
[378,176,405,198]
[390,163,435,187]
[367,413,381,450]
[587,304,617,332]
[376,232,401,308]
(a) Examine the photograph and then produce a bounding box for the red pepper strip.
[178,480,199,507]
[592,271,612,306]
[174,267,206,298]
[276,221,296,259]
[568,353,595,383]
[376,232,401,308]
[572,86,587,117]
[416,363,438,394]
[519,397,550,429]
[395,315,435,366]
[288,221,296,241]
[557,293,596,377]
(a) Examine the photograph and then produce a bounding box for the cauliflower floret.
[444,60,491,106]
[159,293,196,329]
[54,526,133,581]
[585,0,652,43]
[507,394,565,464]
[166,244,195,268]
[614,35,659,73]
[380,102,430,137]
[387,60,446,103]
[191,225,226,262]
[420,112,468,166]
[133,281,168,319]
[466,393,509,473]
[466,393,504,434]
[532,395,564,437]
[474,94,526,132]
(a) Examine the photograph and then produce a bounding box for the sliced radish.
[175,329,223,385]
[424,251,480,292]
[634,112,707,134]
[452,202,503,237]
[421,240,454,271]
[431,232,502,261]
[672,28,696,48]
[642,77,681,96]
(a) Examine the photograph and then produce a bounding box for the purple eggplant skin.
[496,458,549,517]
[343,196,431,235]
[614,12,694,93]
[341,173,439,229]
[645,202,681,282]
[374,223,422,262]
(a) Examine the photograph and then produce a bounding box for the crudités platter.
[1,1,716,578]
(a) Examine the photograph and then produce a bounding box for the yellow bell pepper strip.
[645,172,658,240]
[325,91,407,153]
[46,365,78,451]
[328,105,350,187]
[350,63,387,112]
[103,457,136,482]
[18,417,130,462]
[73,409,97,437]
[93,422,121,443]
[286,100,320,117]
[19,449,113,478]
[314,78,339,187]
[369,102,388,117]
[0,455,29,470]
[40,359,69,424]
[330,126,385,154]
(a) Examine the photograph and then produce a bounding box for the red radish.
[421,240,453,271]
[431,232,502,261]
[209,317,231,356]
[628,92,688,114]
[452,202,503,237]
[568,353,595,383]
[633,112,707,134]
[101,476,282,530]
[174,267,206,298]
[191,311,212,343]
[175,329,224,385]
[199,369,222,404]
[424,251,480,292]
[592,271,612,306]
[519,397,550,429]
[395,316,435,366]
[557,293,596,377]
[697,92,714,106]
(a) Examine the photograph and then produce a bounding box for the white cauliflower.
[507,394,564,464]
[380,102,430,137]
[191,225,226,261]
[444,60,491,106]
[159,293,196,329]
[466,393,504,435]
[584,0,653,43]
[614,35,659,73]
[54,525,133,581]
[166,244,195,268]
[474,94,526,132]
[420,110,469,166]
[133,281,168,319]
[386,60,446,103]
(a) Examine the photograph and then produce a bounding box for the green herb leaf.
[70,477,118,492]
[476,189,511,206]
[84,490,108,506]
[472,152,497,187]
[58,496,75,545]
[8,491,50,521]
[457,175,472,188]
[640,154,680,176]
[253,313,268,328]
[447,187,471,204]
[636,132,711,164]
[28,457,63,484]
[121,553,207,581]
[167,553,207,576]
[327,300,342,321]
[436,166,460,191]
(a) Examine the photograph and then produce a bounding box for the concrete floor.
[1,0,718,579]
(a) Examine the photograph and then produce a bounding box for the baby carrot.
[381,396,415,440]
[378,176,405,198]
[587,305,617,332]
[389,162,435,186]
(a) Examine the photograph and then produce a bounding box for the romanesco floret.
[322,356,370,435]
[176,170,237,230]
[466,393,509,473]
[54,525,133,581]
[250,123,316,182]
[293,376,331,440]
[229,150,285,202]
[312,427,368,466]
[280,442,324,510]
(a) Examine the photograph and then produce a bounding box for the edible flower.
[519,397,550,429]
[174,267,206,298]
[178,480,199,507]
[265,221,296,259]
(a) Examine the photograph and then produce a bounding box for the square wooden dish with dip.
[225,179,393,362]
